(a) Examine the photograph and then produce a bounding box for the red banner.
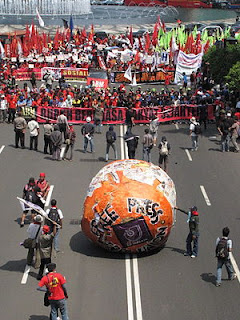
[21,105,215,124]
[87,77,108,89]
[15,68,42,80]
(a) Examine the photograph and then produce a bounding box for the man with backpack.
[105,125,117,162]
[158,136,170,172]
[45,199,63,253]
[215,227,236,287]
[189,117,201,151]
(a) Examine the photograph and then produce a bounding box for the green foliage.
[225,61,240,91]
[203,43,240,84]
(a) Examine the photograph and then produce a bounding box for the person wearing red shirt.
[7,92,17,123]
[37,263,69,320]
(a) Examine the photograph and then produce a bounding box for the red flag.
[145,32,151,53]
[152,17,160,46]
[138,36,143,51]
[128,26,133,47]
[97,56,107,70]
[88,24,94,43]
[134,50,140,64]
[81,27,87,39]
[53,28,60,50]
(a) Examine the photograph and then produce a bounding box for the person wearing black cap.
[175,206,200,258]
[158,136,171,172]
[37,263,69,320]
[20,177,36,227]
[105,125,117,162]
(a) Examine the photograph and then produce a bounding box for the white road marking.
[229,252,240,283]
[125,254,134,320]
[45,185,54,207]
[0,145,5,154]
[21,264,31,284]
[60,146,66,159]
[133,255,143,320]
[185,149,192,161]
[200,185,211,206]
[175,123,179,130]
[120,125,125,160]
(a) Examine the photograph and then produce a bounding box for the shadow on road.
[0,259,26,273]
[29,316,49,320]
[69,231,165,259]
[165,246,185,255]
[200,272,216,285]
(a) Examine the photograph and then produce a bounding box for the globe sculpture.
[81,160,176,253]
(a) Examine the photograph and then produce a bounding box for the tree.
[203,43,240,84]
[225,61,240,92]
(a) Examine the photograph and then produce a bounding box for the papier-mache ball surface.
[81,159,176,253]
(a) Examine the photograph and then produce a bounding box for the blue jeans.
[53,228,60,251]
[191,135,198,150]
[216,258,234,284]
[186,232,199,256]
[221,134,230,152]
[50,299,69,320]
[84,136,94,152]
[143,147,151,162]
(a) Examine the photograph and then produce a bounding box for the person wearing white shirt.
[0,95,8,123]
[45,199,63,253]
[28,117,40,151]
[26,214,43,266]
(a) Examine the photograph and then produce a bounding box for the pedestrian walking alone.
[37,262,69,320]
[215,227,236,287]
[175,206,200,258]
[124,128,139,159]
[189,117,201,151]
[142,128,153,163]
[229,117,239,153]
[158,136,170,172]
[105,125,117,162]
[81,116,95,153]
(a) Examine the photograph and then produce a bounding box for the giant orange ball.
[81,160,176,253]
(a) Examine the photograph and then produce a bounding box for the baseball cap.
[227,113,231,117]
[86,116,91,122]
[39,172,45,177]
[190,117,196,122]
[34,215,43,223]
[42,225,50,234]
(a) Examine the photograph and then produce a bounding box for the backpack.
[194,123,202,135]
[46,208,60,229]
[216,238,229,259]
[159,141,168,156]
[106,131,115,144]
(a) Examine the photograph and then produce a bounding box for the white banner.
[174,50,203,84]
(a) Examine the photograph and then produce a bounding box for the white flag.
[0,41,5,58]
[124,65,132,82]
[17,41,23,57]
[36,8,44,27]
[131,73,137,86]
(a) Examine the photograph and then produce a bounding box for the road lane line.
[175,124,179,130]
[60,146,66,159]
[124,125,128,159]
[133,255,143,320]
[200,185,211,206]
[21,265,31,284]
[125,254,134,320]
[45,185,54,207]
[229,252,240,283]
[185,149,192,161]
[120,125,125,160]
[0,145,5,154]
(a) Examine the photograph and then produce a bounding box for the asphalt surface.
[0,121,240,320]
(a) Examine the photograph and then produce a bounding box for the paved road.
[0,121,239,320]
